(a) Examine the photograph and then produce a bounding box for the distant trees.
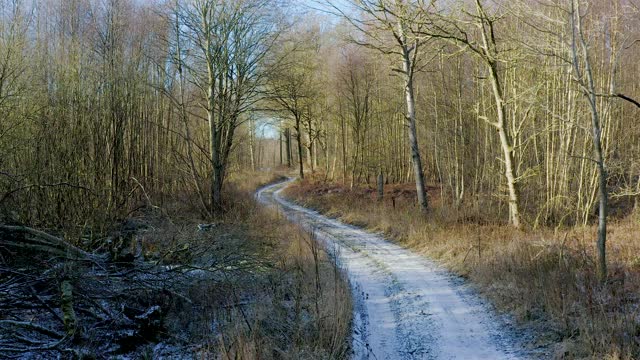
[266,26,321,179]
[280,0,640,280]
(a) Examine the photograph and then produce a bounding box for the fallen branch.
[0,225,95,260]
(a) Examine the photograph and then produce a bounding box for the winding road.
[257,179,528,360]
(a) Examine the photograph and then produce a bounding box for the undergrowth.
[157,172,353,359]
[0,172,353,359]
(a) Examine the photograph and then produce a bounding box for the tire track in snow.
[257,179,527,360]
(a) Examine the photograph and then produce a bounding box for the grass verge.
[155,172,353,359]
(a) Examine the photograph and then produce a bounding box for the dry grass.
[148,172,353,359]
[284,175,640,360]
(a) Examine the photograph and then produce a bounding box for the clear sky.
[299,0,355,19]
[256,118,280,139]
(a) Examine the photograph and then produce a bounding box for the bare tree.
[265,27,320,179]
[568,0,608,280]
[337,46,374,188]
[178,0,278,211]
[416,0,524,227]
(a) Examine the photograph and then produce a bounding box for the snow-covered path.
[257,179,527,360]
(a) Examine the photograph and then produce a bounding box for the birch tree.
[418,0,524,227]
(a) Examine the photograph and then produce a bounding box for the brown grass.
[284,175,640,360]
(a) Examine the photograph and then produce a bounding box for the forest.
[1,0,640,359]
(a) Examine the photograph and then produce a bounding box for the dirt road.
[257,179,528,360]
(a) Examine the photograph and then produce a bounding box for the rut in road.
[257,179,527,360]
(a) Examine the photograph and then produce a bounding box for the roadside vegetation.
[285,175,640,359]
[0,172,352,358]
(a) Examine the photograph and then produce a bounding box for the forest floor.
[258,178,538,360]
[0,172,352,359]
[282,175,640,360]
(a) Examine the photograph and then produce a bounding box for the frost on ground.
[257,179,532,360]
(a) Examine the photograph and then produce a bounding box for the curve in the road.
[257,179,527,360]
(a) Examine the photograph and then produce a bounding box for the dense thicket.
[0,2,356,357]
[0,0,282,234]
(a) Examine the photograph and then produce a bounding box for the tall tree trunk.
[286,127,292,168]
[593,108,608,281]
[279,127,283,166]
[331,122,338,180]
[571,0,607,280]
[295,116,304,179]
[400,42,428,211]
[475,0,522,228]
[341,113,347,184]
[350,138,359,189]
[488,62,522,229]
[314,136,318,171]
[208,72,222,210]
[377,171,384,201]
[249,118,256,171]
[635,172,640,211]
[208,103,222,209]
